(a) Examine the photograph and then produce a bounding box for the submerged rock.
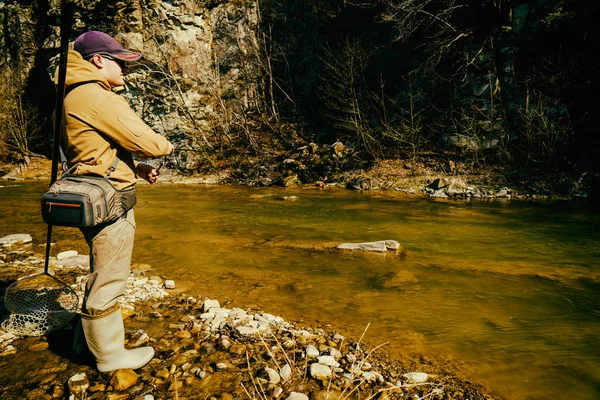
[336,240,400,252]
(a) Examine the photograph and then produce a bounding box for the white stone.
[203,298,220,311]
[317,355,339,367]
[336,240,400,252]
[361,361,373,370]
[273,387,284,398]
[336,241,387,252]
[229,308,247,318]
[329,347,342,359]
[361,371,383,383]
[291,329,317,339]
[0,332,16,341]
[306,344,320,358]
[0,234,32,246]
[280,364,292,381]
[164,280,175,289]
[264,367,280,384]
[236,326,259,335]
[209,316,226,331]
[285,392,309,400]
[200,312,215,320]
[402,372,429,383]
[211,308,231,318]
[59,255,90,268]
[216,362,228,371]
[57,250,78,260]
[309,363,332,380]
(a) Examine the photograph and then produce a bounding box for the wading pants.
[80,208,136,316]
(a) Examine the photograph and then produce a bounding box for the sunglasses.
[94,53,126,69]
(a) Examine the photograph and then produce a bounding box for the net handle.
[45,0,73,275]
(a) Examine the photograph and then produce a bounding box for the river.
[1,181,599,400]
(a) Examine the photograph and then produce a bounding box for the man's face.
[102,56,126,87]
[91,54,126,87]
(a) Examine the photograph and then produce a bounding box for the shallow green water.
[2,181,599,399]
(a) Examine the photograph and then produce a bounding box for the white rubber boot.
[81,306,154,372]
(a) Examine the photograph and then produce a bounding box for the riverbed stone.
[68,373,89,395]
[216,362,229,371]
[280,364,292,381]
[332,141,344,156]
[283,174,299,187]
[57,250,78,260]
[111,369,138,391]
[28,341,49,352]
[329,347,342,359]
[306,344,320,358]
[317,355,340,367]
[58,255,90,268]
[309,363,332,380]
[168,380,183,391]
[311,390,342,400]
[174,330,192,339]
[148,276,163,284]
[273,387,284,398]
[89,382,106,393]
[402,372,428,383]
[203,299,220,311]
[265,367,281,384]
[0,234,32,246]
[156,368,169,379]
[164,279,175,289]
[286,392,309,400]
[121,307,136,320]
[236,326,259,335]
[229,343,247,355]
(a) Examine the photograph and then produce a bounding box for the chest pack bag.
[41,153,136,228]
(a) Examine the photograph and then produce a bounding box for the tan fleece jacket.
[57,50,170,189]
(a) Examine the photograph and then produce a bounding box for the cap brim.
[111,50,142,61]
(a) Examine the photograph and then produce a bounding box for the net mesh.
[2,274,79,336]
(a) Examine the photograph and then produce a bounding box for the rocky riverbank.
[1,152,596,202]
[0,234,493,400]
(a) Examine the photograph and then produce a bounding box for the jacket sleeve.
[94,91,170,159]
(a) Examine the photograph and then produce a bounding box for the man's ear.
[90,54,104,69]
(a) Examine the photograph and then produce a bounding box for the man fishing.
[59,30,173,372]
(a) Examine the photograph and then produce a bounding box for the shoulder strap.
[59,146,120,178]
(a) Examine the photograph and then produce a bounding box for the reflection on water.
[2,181,599,400]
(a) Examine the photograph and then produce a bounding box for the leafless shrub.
[0,64,43,162]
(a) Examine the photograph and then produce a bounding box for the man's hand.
[136,162,159,184]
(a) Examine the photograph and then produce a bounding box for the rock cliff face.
[1,0,260,170]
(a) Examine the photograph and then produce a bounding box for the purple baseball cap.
[74,31,142,61]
